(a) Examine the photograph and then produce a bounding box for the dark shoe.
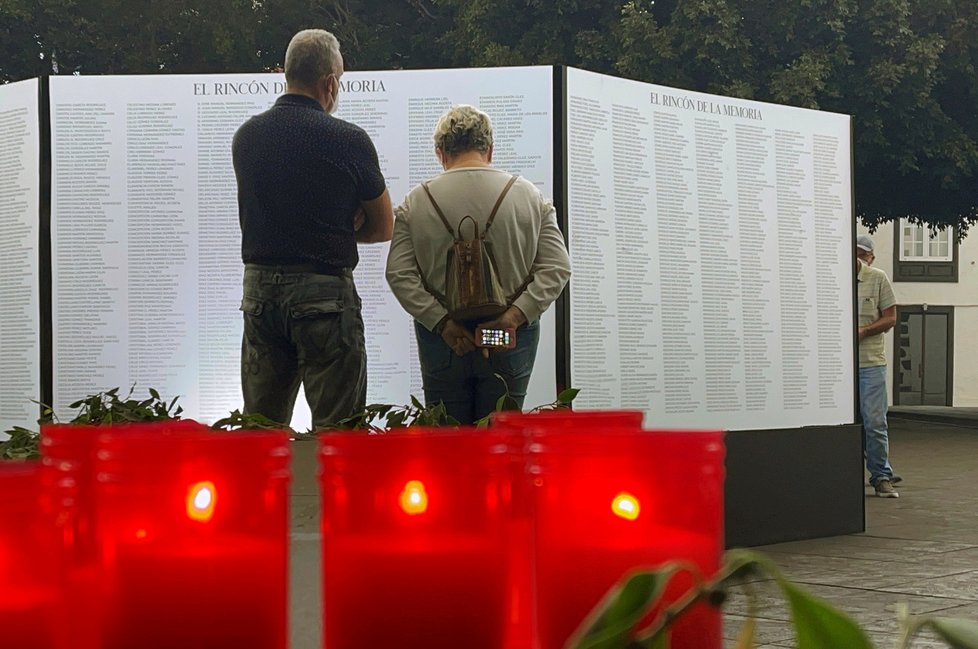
[874,479,899,498]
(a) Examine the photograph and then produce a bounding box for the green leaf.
[925,617,978,649]
[557,387,580,404]
[410,395,424,409]
[782,581,873,649]
[0,424,41,460]
[495,393,508,412]
[495,394,520,412]
[731,616,756,649]
[365,403,391,412]
[568,566,681,649]
[648,630,670,649]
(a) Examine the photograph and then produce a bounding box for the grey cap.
[856,234,874,252]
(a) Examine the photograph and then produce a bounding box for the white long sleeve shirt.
[385,166,571,331]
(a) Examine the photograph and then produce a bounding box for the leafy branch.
[533,387,580,412]
[323,396,460,432]
[211,409,296,435]
[568,549,978,649]
[0,426,42,460]
[65,385,183,425]
[472,376,580,427]
[1,386,183,460]
[3,384,581,458]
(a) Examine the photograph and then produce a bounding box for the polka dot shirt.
[232,93,386,270]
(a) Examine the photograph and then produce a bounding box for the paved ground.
[289,413,978,649]
[728,414,978,648]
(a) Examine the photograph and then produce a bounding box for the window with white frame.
[899,220,953,261]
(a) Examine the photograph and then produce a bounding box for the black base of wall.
[724,424,864,548]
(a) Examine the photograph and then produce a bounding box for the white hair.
[432,105,494,156]
[284,29,342,87]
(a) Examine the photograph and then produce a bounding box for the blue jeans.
[859,365,894,486]
[240,266,366,429]
[415,320,540,425]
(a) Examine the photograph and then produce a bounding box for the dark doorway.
[894,306,954,406]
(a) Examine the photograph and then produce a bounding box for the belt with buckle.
[246,262,347,276]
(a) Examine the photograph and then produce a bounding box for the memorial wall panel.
[565,68,853,430]
[0,79,41,434]
[49,68,556,429]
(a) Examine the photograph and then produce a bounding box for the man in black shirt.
[232,29,393,428]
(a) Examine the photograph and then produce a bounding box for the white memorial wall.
[566,68,853,429]
[0,79,42,434]
[1,66,854,433]
[47,69,556,430]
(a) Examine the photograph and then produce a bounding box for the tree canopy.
[2,0,976,235]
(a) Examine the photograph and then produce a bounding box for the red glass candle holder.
[42,423,119,649]
[41,420,211,649]
[93,426,290,649]
[319,429,512,649]
[490,409,646,648]
[41,420,210,564]
[529,428,725,649]
[0,462,59,649]
[41,424,103,567]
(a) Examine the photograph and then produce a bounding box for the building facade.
[858,221,978,406]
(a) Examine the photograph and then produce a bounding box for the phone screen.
[480,328,510,347]
[476,326,517,349]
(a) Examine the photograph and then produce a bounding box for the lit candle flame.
[399,480,428,515]
[611,492,640,521]
[186,480,217,522]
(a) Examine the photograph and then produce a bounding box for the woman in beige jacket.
[385,104,570,423]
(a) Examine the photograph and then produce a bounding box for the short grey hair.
[284,29,342,87]
[432,105,494,156]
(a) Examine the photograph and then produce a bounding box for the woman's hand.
[440,319,476,356]
[479,306,527,332]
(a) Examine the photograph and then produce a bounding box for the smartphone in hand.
[475,325,517,349]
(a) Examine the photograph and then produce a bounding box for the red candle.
[0,462,59,649]
[94,427,290,649]
[41,420,211,649]
[491,409,646,649]
[41,424,104,567]
[319,429,511,649]
[529,428,725,649]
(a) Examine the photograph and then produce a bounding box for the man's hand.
[355,190,394,243]
[859,306,896,341]
[440,319,476,357]
[352,207,366,232]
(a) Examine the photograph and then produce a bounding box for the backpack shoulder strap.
[420,182,456,238]
[484,175,519,234]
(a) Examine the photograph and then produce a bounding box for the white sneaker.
[874,479,899,498]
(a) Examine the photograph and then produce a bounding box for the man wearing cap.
[856,234,899,497]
